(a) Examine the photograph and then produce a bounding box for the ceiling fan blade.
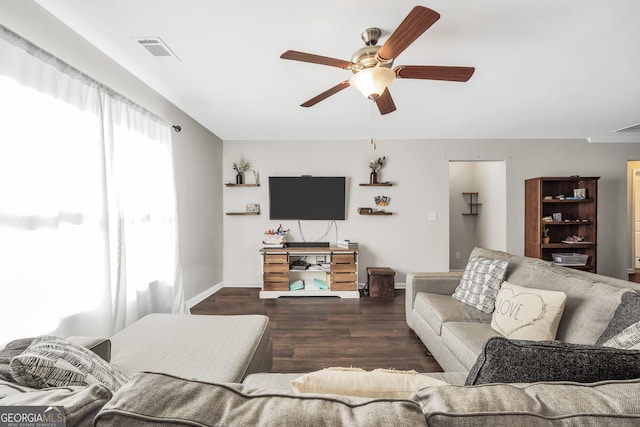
[375,88,396,115]
[395,65,475,82]
[280,50,353,69]
[377,6,440,62]
[301,81,351,107]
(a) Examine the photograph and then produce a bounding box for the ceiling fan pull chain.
[370,100,376,150]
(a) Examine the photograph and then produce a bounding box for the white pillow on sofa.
[491,281,567,340]
[290,367,447,398]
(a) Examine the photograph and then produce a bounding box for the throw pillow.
[491,281,567,340]
[465,336,640,385]
[95,371,428,427]
[602,320,640,350]
[452,256,508,313]
[0,337,33,382]
[596,291,640,345]
[290,367,447,398]
[10,335,130,393]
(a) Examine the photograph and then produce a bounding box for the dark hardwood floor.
[191,288,442,374]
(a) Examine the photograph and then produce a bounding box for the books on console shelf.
[289,280,305,291]
[262,244,284,248]
[337,239,358,249]
[312,278,328,290]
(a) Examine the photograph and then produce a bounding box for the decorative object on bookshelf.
[374,195,389,212]
[247,203,260,213]
[232,158,250,184]
[542,224,550,244]
[262,224,289,248]
[369,156,386,184]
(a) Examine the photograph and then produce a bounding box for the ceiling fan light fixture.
[349,66,395,100]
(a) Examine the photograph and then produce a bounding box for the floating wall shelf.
[462,192,482,215]
[226,212,260,216]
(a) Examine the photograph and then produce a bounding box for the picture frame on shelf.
[573,188,586,199]
[247,203,260,213]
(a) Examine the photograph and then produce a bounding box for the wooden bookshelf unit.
[525,176,599,272]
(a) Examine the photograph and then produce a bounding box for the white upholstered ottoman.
[109,314,272,383]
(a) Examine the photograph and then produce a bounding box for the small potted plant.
[542,224,550,244]
[233,159,250,184]
[369,156,386,184]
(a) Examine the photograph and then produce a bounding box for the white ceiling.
[35,0,640,142]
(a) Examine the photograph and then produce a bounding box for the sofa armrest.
[67,336,111,362]
[405,272,462,328]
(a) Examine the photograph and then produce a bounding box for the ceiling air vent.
[133,37,180,61]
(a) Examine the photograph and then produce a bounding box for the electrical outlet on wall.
[455,252,461,259]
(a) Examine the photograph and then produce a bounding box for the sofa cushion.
[290,367,447,398]
[109,313,272,383]
[465,336,640,385]
[410,378,640,427]
[596,291,640,345]
[0,337,33,382]
[94,371,428,427]
[0,380,111,426]
[452,256,508,313]
[490,281,567,341]
[441,322,501,371]
[415,293,492,336]
[10,336,129,393]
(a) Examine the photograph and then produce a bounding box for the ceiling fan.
[280,6,475,115]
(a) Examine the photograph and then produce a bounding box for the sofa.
[0,313,273,425]
[3,248,640,426]
[405,247,640,373]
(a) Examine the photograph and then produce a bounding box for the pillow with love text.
[491,281,567,341]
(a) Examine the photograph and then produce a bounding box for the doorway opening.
[449,161,507,270]
[627,161,640,283]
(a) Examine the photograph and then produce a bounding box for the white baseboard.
[187,281,406,308]
[222,281,262,288]
[185,282,223,309]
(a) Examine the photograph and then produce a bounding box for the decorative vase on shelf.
[370,171,378,184]
[236,172,244,184]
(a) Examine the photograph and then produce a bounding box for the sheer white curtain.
[0,25,185,345]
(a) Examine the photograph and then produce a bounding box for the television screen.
[269,176,346,220]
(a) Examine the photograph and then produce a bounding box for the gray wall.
[3,1,640,298]
[223,138,640,284]
[0,1,224,300]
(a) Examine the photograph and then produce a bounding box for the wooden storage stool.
[366,267,395,298]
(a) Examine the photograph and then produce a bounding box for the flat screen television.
[269,176,346,220]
